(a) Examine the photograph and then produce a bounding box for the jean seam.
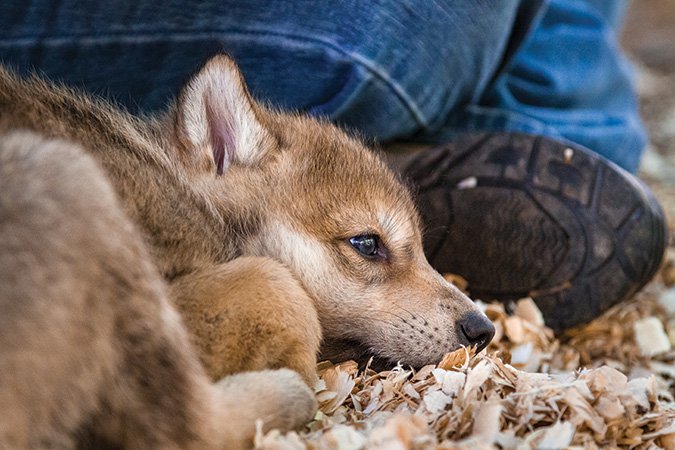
[0,27,428,127]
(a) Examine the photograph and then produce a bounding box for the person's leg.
[0,0,535,130]
[0,0,642,170]
[431,0,644,173]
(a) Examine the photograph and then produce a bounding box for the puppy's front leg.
[170,256,322,384]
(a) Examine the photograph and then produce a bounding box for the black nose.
[458,312,495,352]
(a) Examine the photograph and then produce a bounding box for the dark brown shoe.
[397,132,667,332]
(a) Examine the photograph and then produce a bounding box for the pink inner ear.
[213,141,225,175]
[206,98,235,176]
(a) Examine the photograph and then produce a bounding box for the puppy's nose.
[458,312,495,353]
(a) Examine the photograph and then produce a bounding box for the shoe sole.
[402,132,667,332]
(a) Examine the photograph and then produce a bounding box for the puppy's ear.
[175,55,270,174]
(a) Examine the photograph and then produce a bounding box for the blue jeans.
[0,0,645,172]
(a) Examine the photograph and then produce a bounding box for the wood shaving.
[635,317,672,356]
[256,242,675,449]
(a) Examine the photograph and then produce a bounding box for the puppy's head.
[170,55,494,369]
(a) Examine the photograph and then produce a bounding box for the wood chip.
[514,297,545,326]
[536,421,576,449]
[471,395,502,442]
[438,346,475,370]
[635,316,671,356]
[659,288,675,314]
[259,278,675,449]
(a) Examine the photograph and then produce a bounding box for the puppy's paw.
[171,257,321,385]
[216,368,317,433]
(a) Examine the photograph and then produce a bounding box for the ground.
[256,4,675,449]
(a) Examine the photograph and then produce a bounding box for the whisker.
[342,303,409,323]
[393,303,432,326]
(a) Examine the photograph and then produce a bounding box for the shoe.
[395,132,667,332]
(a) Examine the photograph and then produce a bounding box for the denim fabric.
[451,0,646,172]
[0,0,645,172]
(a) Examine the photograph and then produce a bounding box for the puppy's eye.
[348,235,386,260]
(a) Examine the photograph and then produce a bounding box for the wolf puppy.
[0,131,315,449]
[0,55,493,447]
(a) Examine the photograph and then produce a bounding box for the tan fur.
[0,55,492,447]
[170,257,319,382]
[0,131,315,448]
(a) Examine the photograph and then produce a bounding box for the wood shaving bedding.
[256,254,675,449]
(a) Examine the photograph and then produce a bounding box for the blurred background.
[623,0,675,222]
